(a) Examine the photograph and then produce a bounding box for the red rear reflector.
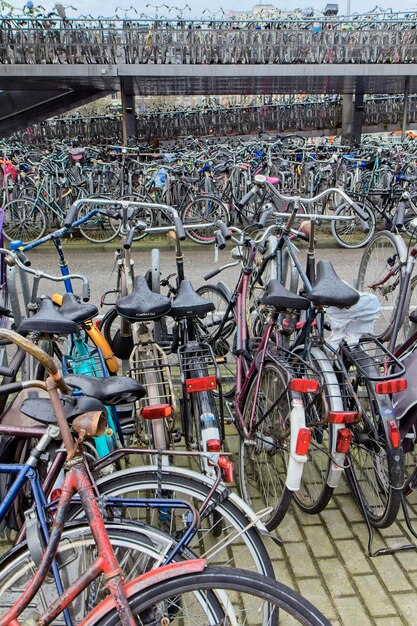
[218,456,234,483]
[388,419,400,448]
[336,428,352,453]
[375,379,407,394]
[295,428,311,455]
[141,404,173,420]
[328,411,359,424]
[95,319,101,329]
[206,439,221,453]
[289,378,319,393]
[186,376,217,393]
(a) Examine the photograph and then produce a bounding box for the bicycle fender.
[285,398,307,491]
[79,560,207,626]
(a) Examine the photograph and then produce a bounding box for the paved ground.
[3,238,417,625]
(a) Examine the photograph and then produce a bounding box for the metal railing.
[1,17,417,64]
[9,95,417,144]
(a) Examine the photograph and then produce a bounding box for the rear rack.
[339,335,405,381]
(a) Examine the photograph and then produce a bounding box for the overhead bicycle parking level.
[2,14,417,139]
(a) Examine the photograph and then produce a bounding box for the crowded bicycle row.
[1,186,417,622]
[2,135,417,251]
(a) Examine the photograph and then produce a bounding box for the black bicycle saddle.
[18,297,79,335]
[59,293,98,324]
[21,393,105,426]
[262,280,310,311]
[64,374,146,405]
[169,280,215,319]
[308,260,359,308]
[116,275,171,322]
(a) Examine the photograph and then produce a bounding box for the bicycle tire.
[357,231,406,341]
[3,197,47,243]
[344,350,403,528]
[182,195,230,245]
[290,346,336,514]
[195,284,236,398]
[0,521,179,625]
[90,566,331,626]
[238,359,293,530]
[78,202,120,244]
[69,467,275,580]
[331,201,376,249]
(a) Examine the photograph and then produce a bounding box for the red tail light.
[375,379,407,394]
[328,411,359,424]
[95,319,102,329]
[218,456,234,483]
[388,419,400,448]
[206,439,221,453]
[336,428,352,453]
[186,376,217,393]
[295,428,311,455]
[289,378,319,393]
[141,404,173,420]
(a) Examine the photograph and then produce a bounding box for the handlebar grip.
[237,187,258,210]
[217,220,231,240]
[257,210,270,228]
[64,204,79,228]
[350,202,370,233]
[82,282,90,302]
[0,366,16,377]
[204,268,221,280]
[395,201,406,230]
[124,228,135,250]
[174,216,186,241]
[215,231,226,250]
[16,249,31,267]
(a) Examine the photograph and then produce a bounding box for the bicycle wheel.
[3,197,47,243]
[344,352,403,528]
[331,201,375,249]
[291,347,335,514]
[195,284,236,397]
[0,521,177,625]
[182,195,230,245]
[78,202,120,243]
[90,567,331,626]
[71,467,275,579]
[238,360,293,530]
[120,194,155,242]
[357,231,406,340]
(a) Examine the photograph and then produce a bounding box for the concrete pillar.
[353,78,364,145]
[402,76,410,142]
[120,79,136,145]
[341,78,364,145]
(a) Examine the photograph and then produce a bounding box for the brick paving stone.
[319,508,355,540]
[370,556,412,593]
[392,547,417,572]
[272,559,298,589]
[374,618,405,626]
[333,596,373,626]
[334,494,366,523]
[292,505,325,526]
[303,525,335,558]
[317,558,356,597]
[297,577,338,622]
[336,539,373,574]
[284,541,318,578]
[351,522,395,554]
[353,575,396,616]
[392,592,417,625]
[278,511,304,543]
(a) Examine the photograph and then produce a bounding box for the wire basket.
[62,347,107,381]
[129,338,179,414]
[339,335,405,382]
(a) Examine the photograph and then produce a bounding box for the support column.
[353,78,364,145]
[120,79,136,145]
[402,76,410,142]
[341,78,364,145]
